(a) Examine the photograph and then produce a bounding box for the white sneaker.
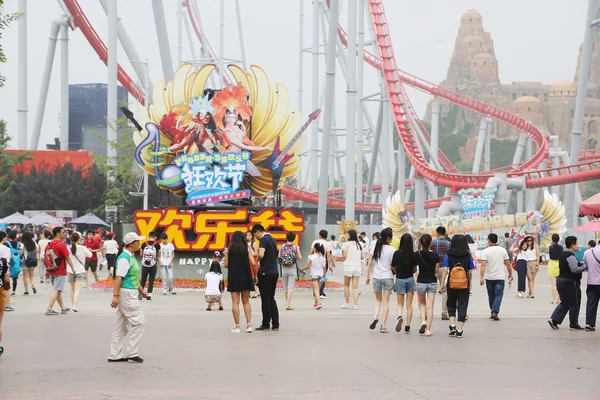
[73,307,79,313]
[246,325,253,333]
[231,326,241,333]
[341,303,350,309]
[425,330,432,336]
[352,305,358,310]
[516,292,524,298]
[319,295,326,299]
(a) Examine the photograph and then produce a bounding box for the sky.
[0,0,590,150]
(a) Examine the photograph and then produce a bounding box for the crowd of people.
[1,223,599,363]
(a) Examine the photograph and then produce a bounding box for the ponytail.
[419,233,433,258]
[373,227,393,261]
[70,232,80,256]
[314,243,325,257]
[116,242,126,258]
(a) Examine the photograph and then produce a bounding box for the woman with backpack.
[341,230,364,310]
[278,232,302,311]
[365,228,395,333]
[21,231,39,295]
[441,234,475,338]
[68,232,92,312]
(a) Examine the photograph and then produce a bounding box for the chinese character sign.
[176,151,251,205]
[134,208,305,252]
[131,63,306,201]
[458,187,498,218]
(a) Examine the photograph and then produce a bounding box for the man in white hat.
[108,232,149,363]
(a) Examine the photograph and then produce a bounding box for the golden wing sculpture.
[382,190,414,239]
[133,63,304,199]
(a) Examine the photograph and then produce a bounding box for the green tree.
[0,0,21,88]
[0,120,30,201]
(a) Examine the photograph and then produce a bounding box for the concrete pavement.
[0,265,598,399]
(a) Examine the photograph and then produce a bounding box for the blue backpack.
[6,241,21,279]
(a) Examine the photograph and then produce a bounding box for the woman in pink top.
[583,241,600,331]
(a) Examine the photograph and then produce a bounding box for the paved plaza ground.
[1,265,599,399]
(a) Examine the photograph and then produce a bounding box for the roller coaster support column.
[436,193,462,218]
[566,0,597,228]
[380,86,391,206]
[430,98,440,167]
[107,0,118,181]
[486,174,523,216]
[183,4,197,59]
[524,138,534,211]
[345,0,358,220]
[309,0,320,192]
[550,136,560,197]
[317,0,339,225]
[219,0,224,87]
[484,119,492,172]
[297,0,304,114]
[234,0,247,71]
[365,99,383,203]
[30,17,66,150]
[472,118,488,173]
[59,24,69,151]
[397,144,406,203]
[99,0,150,92]
[505,133,527,211]
[151,0,174,81]
[414,176,425,229]
[17,0,27,149]
[356,0,366,206]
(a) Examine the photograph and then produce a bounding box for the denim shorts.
[395,277,416,294]
[416,282,438,294]
[373,278,394,292]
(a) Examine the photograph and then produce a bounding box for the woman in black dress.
[224,231,257,333]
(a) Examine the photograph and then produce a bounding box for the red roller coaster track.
[63,0,600,212]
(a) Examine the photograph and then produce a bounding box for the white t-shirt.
[159,242,175,266]
[343,241,363,267]
[205,271,223,295]
[69,244,93,275]
[370,244,395,280]
[38,239,50,259]
[0,244,11,263]
[309,254,326,277]
[311,239,334,257]
[104,240,119,255]
[525,248,537,261]
[481,245,509,280]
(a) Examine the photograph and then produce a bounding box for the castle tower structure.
[511,96,547,132]
[546,81,576,142]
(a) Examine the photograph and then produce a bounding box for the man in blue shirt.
[432,226,451,320]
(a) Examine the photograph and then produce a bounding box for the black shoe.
[569,325,584,331]
[585,325,595,331]
[449,325,457,336]
[218,306,223,311]
[419,323,427,334]
[23,292,29,295]
[370,318,379,330]
[255,325,270,331]
[490,313,494,320]
[272,326,280,331]
[404,325,411,334]
[32,286,37,294]
[548,319,559,330]
[456,330,463,338]
[138,295,142,300]
[146,296,152,301]
[491,313,500,321]
[0,346,4,357]
[108,358,128,362]
[128,356,144,363]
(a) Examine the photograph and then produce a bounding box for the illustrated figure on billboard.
[212,85,272,176]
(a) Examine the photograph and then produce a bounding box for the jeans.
[516,259,527,292]
[485,279,505,315]
[258,273,279,328]
[551,278,581,328]
[160,265,174,292]
[586,284,600,327]
[140,266,158,294]
[447,288,469,322]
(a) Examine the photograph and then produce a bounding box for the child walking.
[205,262,224,311]
[212,251,225,310]
[301,243,326,310]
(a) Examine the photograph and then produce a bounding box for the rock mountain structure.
[426,8,600,152]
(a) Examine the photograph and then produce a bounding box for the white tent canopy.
[0,212,32,225]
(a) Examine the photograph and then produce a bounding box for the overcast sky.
[0,0,589,149]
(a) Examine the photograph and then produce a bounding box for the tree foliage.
[0,120,30,199]
[0,1,21,88]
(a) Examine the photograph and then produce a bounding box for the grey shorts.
[281,267,297,292]
[373,278,394,292]
[67,273,85,283]
[395,277,416,294]
[417,282,438,294]
[50,275,67,292]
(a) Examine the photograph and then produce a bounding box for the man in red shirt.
[83,230,101,286]
[46,227,75,315]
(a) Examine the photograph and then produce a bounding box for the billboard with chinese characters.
[133,207,305,252]
[129,63,320,203]
[177,151,251,205]
[458,187,498,218]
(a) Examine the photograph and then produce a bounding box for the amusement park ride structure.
[14,0,600,228]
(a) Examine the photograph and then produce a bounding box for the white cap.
[123,232,145,245]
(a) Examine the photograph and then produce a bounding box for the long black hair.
[348,230,362,251]
[22,231,36,252]
[447,234,471,257]
[209,261,222,275]
[70,232,81,256]
[419,233,433,257]
[373,227,393,261]
[313,243,325,257]
[398,233,415,262]
[228,231,248,255]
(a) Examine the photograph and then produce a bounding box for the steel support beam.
[151,0,174,81]
[309,0,320,192]
[107,0,118,182]
[344,0,357,220]
[59,24,68,151]
[17,0,27,150]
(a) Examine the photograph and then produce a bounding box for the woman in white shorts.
[365,228,395,333]
[68,232,92,312]
[341,230,364,310]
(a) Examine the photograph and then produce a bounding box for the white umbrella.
[30,212,63,226]
[69,212,110,227]
[0,212,32,225]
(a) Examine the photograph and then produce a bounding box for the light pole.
[131,59,152,210]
